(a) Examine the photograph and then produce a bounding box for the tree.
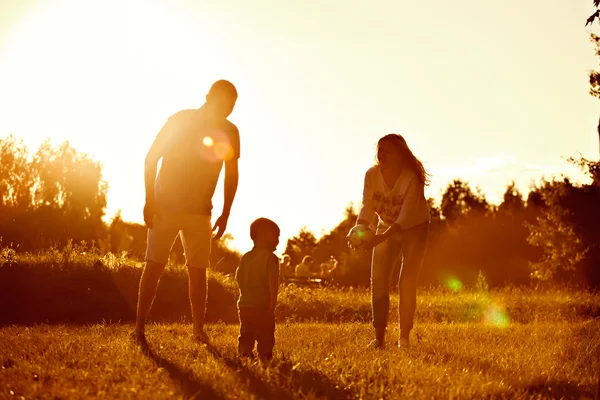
[31,139,108,247]
[440,179,489,222]
[526,157,600,284]
[284,227,318,267]
[0,136,108,250]
[0,135,36,211]
[497,182,525,215]
[588,34,600,157]
[311,205,357,263]
[526,179,589,281]
[585,1,600,26]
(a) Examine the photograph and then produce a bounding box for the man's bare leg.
[188,267,207,339]
[134,260,167,337]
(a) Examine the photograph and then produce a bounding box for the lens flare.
[445,277,463,292]
[484,304,510,328]
[214,142,234,160]
[203,136,214,147]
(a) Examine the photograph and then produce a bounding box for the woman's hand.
[347,232,385,251]
[347,219,373,250]
[347,235,357,250]
[362,224,402,250]
[363,234,386,250]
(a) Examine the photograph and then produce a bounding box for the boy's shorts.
[145,211,212,268]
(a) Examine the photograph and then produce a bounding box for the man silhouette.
[133,80,240,343]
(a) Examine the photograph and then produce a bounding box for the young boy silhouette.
[235,218,280,360]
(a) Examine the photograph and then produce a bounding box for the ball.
[347,224,375,249]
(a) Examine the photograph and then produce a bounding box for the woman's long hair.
[376,134,430,186]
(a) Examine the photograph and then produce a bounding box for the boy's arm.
[267,254,279,313]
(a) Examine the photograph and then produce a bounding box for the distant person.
[350,134,430,350]
[235,218,280,360]
[319,262,330,277]
[295,255,314,278]
[133,80,240,344]
[320,256,338,279]
[279,254,293,278]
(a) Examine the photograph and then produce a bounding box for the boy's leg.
[398,223,429,340]
[256,310,275,360]
[180,215,212,337]
[238,308,256,357]
[135,213,178,337]
[371,236,401,343]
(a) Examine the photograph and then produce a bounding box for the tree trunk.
[596,354,600,400]
[597,115,600,186]
[597,115,600,160]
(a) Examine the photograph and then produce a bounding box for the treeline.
[283,159,600,288]
[1,135,599,287]
[0,135,237,271]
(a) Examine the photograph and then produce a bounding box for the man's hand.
[143,201,156,229]
[212,214,229,240]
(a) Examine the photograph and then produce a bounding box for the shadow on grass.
[485,381,596,400]
[418,346,504,376]
[135,338,224,400]
[0,265,239,326]
[418,346,597,399]
[205,343,351,400]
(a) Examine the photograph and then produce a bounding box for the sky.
[0,0,599,254]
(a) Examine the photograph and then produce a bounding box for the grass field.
[2,251,600,399]
[1,318,599,399]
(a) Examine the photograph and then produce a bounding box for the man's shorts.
[145,211,212,268]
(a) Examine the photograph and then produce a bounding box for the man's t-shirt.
[154,107,240,216]
[235,248,279,309]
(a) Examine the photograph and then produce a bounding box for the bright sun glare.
[2,0,594,255]
[1,0,248,238]
[203,136,214,147]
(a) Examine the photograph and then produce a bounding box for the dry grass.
[1,320,598,399]
[1,247,599,398]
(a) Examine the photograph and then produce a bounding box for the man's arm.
[143,128,170,228]
[222,158,239,217]
[267,255,279,313]
[212,158,239,239]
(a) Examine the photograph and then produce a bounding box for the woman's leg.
[398,223,429,341]
[371,235,402,343]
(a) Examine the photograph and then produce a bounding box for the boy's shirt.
[236,247,279,309]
